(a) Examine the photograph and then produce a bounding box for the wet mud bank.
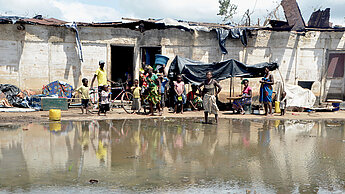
[2,109,345,125]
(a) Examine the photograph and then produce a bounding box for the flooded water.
[1,118,345,193]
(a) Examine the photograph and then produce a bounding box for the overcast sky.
[0,0,344,26]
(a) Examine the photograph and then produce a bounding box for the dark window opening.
[141,47,161,68]
[327,53,345,78]
[111,46,134,99]
[298,81,314,90]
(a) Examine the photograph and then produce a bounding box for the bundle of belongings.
[0,81,74,110]
[42,81,74,98]
[0,84,42,109]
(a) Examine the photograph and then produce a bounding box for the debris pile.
[0,81,74,110]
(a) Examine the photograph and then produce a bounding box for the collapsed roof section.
[281,0,306,31]
[0,1,344,33]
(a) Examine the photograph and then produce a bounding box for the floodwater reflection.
[0,119,345,193]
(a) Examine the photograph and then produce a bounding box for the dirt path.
[1,108,345,124]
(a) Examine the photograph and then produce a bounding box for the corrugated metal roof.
[0,15,344,31]
[21,18,67,26]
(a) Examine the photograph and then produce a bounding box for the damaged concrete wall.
[0,24,344,103]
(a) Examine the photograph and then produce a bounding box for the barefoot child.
[173,75,185,114]
[76,78,90,114]
[131,79,141,114]
[98,85,110,116]
[280,92,287,116]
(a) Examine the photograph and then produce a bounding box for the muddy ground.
[1,107,345,124]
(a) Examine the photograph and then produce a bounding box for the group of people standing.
[75,60,283,123]
[138,65,222,124]
[76,60,114,116]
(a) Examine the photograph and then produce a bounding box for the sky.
[0,0,344,26]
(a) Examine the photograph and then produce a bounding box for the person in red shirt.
[232,79,252,114]
[187,84,202,111]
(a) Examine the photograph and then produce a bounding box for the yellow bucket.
[275,101,281,113]
[49,122,61,132]
[49,109,61,121]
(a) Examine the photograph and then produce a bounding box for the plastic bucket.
[49,109,61,121]
[155,54,169,65]
[275,101,281,113]
[49,122,61,132]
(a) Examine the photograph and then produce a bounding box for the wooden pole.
[229,77,233,109]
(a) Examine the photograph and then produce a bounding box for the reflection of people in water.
[200,124,218,169]
[89,120,111,166]
[174,125,184,148]
[65,122,82,174]
[258,120,272,146]
[79,121,90,151]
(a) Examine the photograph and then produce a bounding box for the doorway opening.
[111,46,134,99]
[141,47,161,69]
[324,52,345,100]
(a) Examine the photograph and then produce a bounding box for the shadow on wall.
[0,40,24,75]
[265,31,298,83]
[324,79,344,100]
[63,43,81,88]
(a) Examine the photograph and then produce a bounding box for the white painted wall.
[0,24,344,102]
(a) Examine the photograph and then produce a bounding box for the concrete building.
[0,17,344,103]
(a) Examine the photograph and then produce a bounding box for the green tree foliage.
[217,0,238,22]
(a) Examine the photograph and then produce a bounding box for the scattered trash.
[181,176,190,183]
[89,179,99,184]
[23,128,28,131]
[68,164,73,171]
[126,155,140,159]
[0,108,37,112]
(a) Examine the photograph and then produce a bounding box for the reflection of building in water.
[0,120,112,189]
[1,119,345,192]
[0,141,30,191]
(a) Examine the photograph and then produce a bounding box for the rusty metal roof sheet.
[281,0,305,31]
[308,8,331,28]
[1,15,344,32]
[21,18,67,26]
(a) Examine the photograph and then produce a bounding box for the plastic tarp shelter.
[285,84,316,108]
[168,56,279,84]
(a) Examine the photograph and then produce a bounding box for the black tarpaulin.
[0,84,27,107]
[215,28,248,55]
[216,28,230,54]
[168,56,279,84]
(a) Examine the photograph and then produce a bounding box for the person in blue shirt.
[259,67,274,116]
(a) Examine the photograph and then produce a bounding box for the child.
[98,85,110,116]
[187,84,203,111]
[76,78,90,114]
[280,92,287,116]
[173,75,185,114]
[158,73,169,108]
[131,79,141,114]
